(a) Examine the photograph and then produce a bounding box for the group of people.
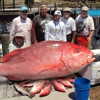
[8,5,95,52]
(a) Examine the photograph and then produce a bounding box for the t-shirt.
[61,17,76,35]
[33,14,53,42]
[75,15,95,36]
[45,20,66,41]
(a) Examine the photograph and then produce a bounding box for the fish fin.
[30,80,46,94]
[58,79,73,88]
[52,79,66,92]
[0,49,22,63]
[40,84,52,97]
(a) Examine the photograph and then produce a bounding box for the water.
[76,9,100,17]
[0,22,12,34]
[0,25,2,34]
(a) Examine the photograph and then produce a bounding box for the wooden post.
[0,34,10,56]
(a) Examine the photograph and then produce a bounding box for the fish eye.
[76,48,80,53]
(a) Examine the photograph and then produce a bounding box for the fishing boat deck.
[0,76,75,100]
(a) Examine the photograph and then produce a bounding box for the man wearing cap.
[45,10,66,41]
[31,5,53,43]
[8,33,27,52]
[10,6,32,47]
[75,6,95,49]
[61,7,76,43]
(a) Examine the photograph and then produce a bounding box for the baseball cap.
[54,10,61,16]
[63,7,72,12]
[20,6,28,11]
[13,33,25,40]
[81,6,88,11]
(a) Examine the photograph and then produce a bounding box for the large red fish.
[0,41,95,81]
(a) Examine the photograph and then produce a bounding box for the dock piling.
[0,34,10,56]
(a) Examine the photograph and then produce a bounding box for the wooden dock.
[0,76,19,99]
[0,76,75,100]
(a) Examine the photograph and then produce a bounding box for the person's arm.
[71,31,76,43]
[87,17,95,42]
[87,30,94,42]
[71,20,76,43]
[9,20,16,41]
[31,20,38,44]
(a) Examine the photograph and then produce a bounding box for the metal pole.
[13,0,15,8]
[28,0,31,12]
[50,7,52,14]
[0,0,2,13]
[2,0,4,11]
[54,2,57,11]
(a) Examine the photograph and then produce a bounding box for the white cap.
[13,33,24,40]
[54,10,61,16]
[81,6,88,11]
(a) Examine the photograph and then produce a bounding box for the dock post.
[0,34,10,56]
[38,6,40,13]
[50,7,52,14]
[0,0,2,13]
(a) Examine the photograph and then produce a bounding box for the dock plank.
[0,76,19,99]
[6,81,16,98]
[0,76,8,99]
[0,88,75,100]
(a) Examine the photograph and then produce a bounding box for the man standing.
[75,6,95,49]
[31,5,53,43]
[10,6,32,47]
[45,10,66,41]
[61,7,76,43]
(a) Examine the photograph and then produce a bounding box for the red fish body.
[0,41,95,81]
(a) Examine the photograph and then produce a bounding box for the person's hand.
[34,40,38,44]
[87,36,91,42]
[71,39,74,43]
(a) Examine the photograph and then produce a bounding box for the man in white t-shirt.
[61,7,76,43]
[45,10,66,41]
[75,6,95,49]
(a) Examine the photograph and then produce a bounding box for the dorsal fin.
[0,49,23,63]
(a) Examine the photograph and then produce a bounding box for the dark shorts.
[66,34,72,42]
